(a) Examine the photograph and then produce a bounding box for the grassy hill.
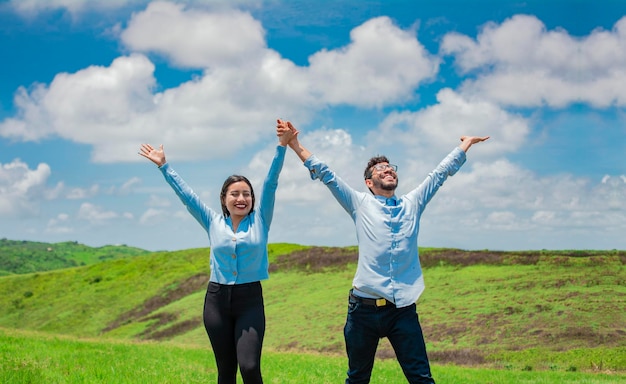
[0,244,624,375]
[6,328,626,384]
[0,238,150,275]
[3,328,624,383]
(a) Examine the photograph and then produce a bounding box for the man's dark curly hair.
[364,155,390,179]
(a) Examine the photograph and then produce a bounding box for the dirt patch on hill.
[538,326,625,348]
[140,317,202,341]
[428,349,487,365]
[270,248,626,273]
[269,248,536,273]
[102,273,208,338]
[269,247,358,273]
[419,249,539,267]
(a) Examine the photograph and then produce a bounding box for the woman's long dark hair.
[219,175,255,217]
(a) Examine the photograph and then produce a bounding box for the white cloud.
[43,182,65,200]
[9,0,262,16]
[424,159,625,232]
[307,16,439,107]
[147,194,171,207]
[597,174,626,210]
[121,177,142,192]
[139,207,168,225]
[77,202,125,224]
[45,213,74,234]
[374,88,528,175]
[484,211,519,231]
[0,6,439,164]
[107,177,142,195]
[9,0,144,15]
[0,159,53,217]
[441,15,626,108]
[121,2,267,68]
[66,185,100,199]
[0,54,157,144]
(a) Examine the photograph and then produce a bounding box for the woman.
[138,120,293,384]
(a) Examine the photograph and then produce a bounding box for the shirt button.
[233,271,237,276]
[231,254,236,259]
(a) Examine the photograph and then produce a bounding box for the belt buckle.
[375,298,386,307]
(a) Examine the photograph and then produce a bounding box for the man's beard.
[372,177,397,191]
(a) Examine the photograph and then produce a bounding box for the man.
[277,120,489,384]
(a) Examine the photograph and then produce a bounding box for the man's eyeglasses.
[365,163,398,179]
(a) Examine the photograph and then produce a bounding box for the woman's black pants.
[203,281,265,384]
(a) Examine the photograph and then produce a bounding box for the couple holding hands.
[139,120,489,384]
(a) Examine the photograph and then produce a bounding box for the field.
[0,238,149,275]
[2,328,624,384]
[0,242,624,382]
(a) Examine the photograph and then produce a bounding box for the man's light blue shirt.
[159,145,286,285]
[304,147,466,308]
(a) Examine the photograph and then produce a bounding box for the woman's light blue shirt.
[159,145,286,285]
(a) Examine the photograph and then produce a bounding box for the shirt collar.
[374,194,399,206]
[225,214,250,228]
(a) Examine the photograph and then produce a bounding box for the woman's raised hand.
[139,143,166,167]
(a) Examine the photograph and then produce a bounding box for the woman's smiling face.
[223,181,253,219]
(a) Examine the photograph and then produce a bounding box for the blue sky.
[0,0,624,252]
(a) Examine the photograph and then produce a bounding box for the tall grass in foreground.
[2,329,624,384]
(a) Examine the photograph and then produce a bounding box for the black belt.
[349,292,394,307]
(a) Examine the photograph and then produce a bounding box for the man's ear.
[364,178,374,189]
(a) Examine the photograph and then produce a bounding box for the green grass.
[0,244,625,381]
[0,248,209,336]
[2,328,624,384]
[0,239,150,275]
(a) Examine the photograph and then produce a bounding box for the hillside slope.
[0,245,624,372]
[0,239,150,275]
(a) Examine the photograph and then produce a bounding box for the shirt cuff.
[303,154,320,180]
